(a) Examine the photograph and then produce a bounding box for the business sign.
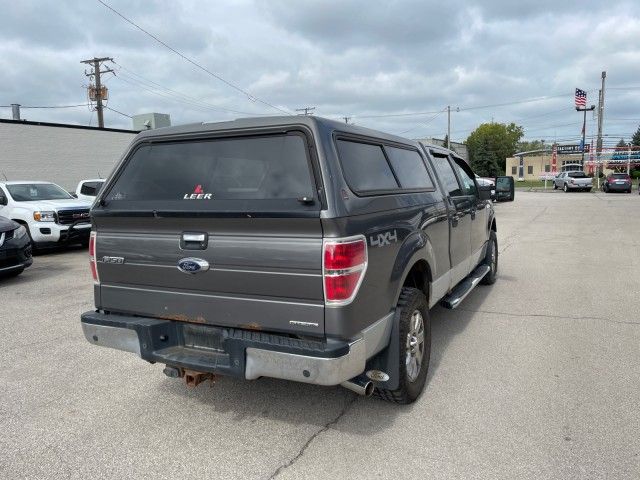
[551,144,557,173]
[557,144,590,155]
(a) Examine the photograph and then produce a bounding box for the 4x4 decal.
[370,230,398,247]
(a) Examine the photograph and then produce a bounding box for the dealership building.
[505,144,639,180]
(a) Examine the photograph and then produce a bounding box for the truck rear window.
[104,133,316,209]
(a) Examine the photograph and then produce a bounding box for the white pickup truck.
[72,179,105,202]
[0,181,93,248]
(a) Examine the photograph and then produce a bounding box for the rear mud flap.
[365,313,400,391]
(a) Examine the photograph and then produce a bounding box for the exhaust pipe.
[340,375,374,397]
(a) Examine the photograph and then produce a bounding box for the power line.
[396,107,447,136]
[96,0,291,115]
[105,106,132,118]
[111,60,270,116]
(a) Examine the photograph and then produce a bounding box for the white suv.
[0,181,93,248]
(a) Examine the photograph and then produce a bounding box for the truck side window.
[385,146,434,190]
[336,139,399,192]
[431,154,462,197]
[452,161,477,197]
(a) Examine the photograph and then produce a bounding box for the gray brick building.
[0,119,137,190]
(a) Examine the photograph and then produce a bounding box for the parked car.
[0,181,93,249]
[0,217,32,277]
[553,171,593,192]
[602,173,632,193]
[73,179,105,202]
[81,116,514,404]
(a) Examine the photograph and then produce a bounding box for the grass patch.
[514,180,555,189]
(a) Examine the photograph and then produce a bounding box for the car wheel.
[553,183,558,190]
[563,184,569,192]
[587,188,592,192]
[481,231,498,285]
[374,287,430,404]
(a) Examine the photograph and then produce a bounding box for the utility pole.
[343,116,351,124]
[81,57,114,128]
[295,107,315,116]
[447,105,451,149]
[596,71,606,188]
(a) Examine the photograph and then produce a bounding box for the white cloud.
[0,0,638,144]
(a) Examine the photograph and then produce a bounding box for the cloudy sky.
[1,0,639,147]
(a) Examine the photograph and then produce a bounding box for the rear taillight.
[89,231,99,284]
[323,236,367,305]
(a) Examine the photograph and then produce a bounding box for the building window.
[545,164,550,172]
[511,166,517,175]
[527,165,533,174]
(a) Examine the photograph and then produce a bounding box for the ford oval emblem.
[177,257,210,274]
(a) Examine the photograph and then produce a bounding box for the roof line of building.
[0,118,139,134]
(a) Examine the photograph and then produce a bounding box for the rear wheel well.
[402,260,431,300]
[490,219,497,232]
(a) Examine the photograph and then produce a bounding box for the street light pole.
[576,104,595,165]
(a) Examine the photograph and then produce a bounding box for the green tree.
[471,137,501,177]
[466,122,524,175]
[517,139,546,153]
[631,125,640,146]
[616,138,627,148]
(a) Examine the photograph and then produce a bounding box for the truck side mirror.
[495,176,515,202]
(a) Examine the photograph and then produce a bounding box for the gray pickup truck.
[81,116,514,404]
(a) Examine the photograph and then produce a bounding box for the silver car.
[553,172,593,192]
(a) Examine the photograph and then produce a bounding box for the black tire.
[553,183,558,190]
[563,183,569,192]
[374,287,430,404]
[587,188,592,193]
[627,189,632,194]
[481,231,498,285]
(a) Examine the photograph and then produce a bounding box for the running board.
[440,264,491,309]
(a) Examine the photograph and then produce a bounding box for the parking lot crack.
[268,395,358,479]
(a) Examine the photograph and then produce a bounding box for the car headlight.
[33,211,55,222]
[13,225,27,239]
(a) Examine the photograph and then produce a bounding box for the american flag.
[575,88,587,108]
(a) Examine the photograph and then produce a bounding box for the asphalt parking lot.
[1,191,639,480]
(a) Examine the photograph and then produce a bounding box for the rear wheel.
[374,287,430,404]
[553,183,558,190]
[481,231,498,285]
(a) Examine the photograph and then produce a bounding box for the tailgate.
[92,131,326,336]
